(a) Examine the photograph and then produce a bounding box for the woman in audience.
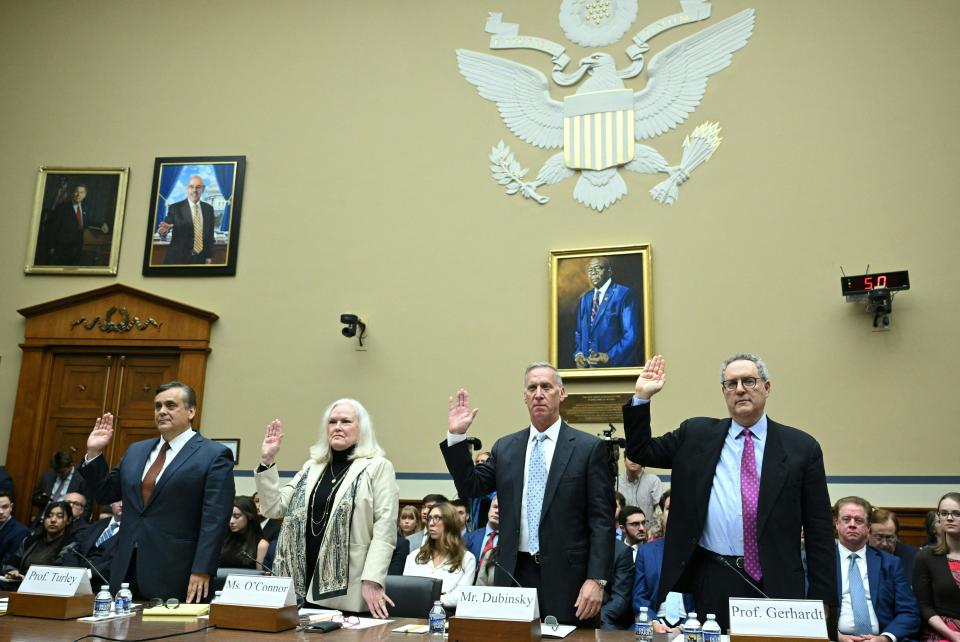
[403,502,475,608]
[256,399,398,618]
[3,500,75,579]
[914,492,960,642]
[219,496,269,569]
[398,504,421,539]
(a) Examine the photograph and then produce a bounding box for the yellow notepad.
[141,603,210,617]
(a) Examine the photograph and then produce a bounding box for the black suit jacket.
[44,201,86,264]
[34,468,90,520]
[601,539,636,629]
[623,403,837,609]
[62,517,120,582]
[79,433,235,600]
[441,422,615,624]
[162,199,215,264]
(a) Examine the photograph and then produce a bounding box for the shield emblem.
[563,89,635,170]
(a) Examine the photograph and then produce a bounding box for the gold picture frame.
[549,244,653,380]
[25,166,129,275]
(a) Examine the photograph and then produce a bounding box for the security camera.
[339,313,367,345]
[865,289,892,329]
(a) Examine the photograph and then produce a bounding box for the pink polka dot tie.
[741,428,762,582]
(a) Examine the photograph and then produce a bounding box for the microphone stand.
[60,543,110,588]
[238,550,305,609]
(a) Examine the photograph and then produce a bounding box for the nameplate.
[219,575,297,608]
[729,598,828,637]
[18,565,92,596]
[455,586,539,620]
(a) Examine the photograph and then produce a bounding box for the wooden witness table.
[0,611,638,641]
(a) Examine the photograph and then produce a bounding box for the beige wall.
[1,1,957,507]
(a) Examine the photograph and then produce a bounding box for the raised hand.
[87,413,115,458]
[260,419,283,465]
[447,389,478,434]
[635,355,666,400]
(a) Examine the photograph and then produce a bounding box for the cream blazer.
[255,455,398,612]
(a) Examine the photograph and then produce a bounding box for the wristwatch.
[592,578,607,588]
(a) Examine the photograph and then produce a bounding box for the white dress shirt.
[403,549,476,607]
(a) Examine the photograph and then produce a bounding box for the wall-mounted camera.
[340,313,367,346]
[840,269,909,331]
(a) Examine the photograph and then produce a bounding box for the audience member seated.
[601,536,636,629]
[614,491,626,539]
[833,496,918,642]
[925,511,944,549]
[407,494,447,550]
[620,506,647,562]
[251,492,281,542]
[871,507,919,586]
[0,491,29,567]
[633,490,694,635]
[0,468,14,498]
[618,456,662,535]
[64,492,91,531]
[913,492,960,642]
[466,451,494,531]
[403,502,475,608]
[32,451,89,517]
[389,525,411,575]
[219,496,269,569]
[62,500,122,583]
[452,498,470,535]
[464,495,498,581]
[398,504,421,540]
[2,500,76,582]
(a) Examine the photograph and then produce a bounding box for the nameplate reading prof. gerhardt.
[729,598,828,638]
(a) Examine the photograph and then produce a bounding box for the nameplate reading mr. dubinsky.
[455,586,539,620]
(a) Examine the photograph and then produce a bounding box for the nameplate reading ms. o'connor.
[455,586,539,620]
[19,565,92,597]
[219,575,297,608]
[729,598,827,637]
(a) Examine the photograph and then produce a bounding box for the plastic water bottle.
[428,600,446,637]
[114,583,132,614]
[702,613,721,642]
[635,606,653,642]
[684,611,703,642]
[94,585,113,617]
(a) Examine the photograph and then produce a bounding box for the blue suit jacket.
[464,527,494,562]
[80,433,235,600]
[633,538,695,622]
[573,282,640,367]
[835,545,919,641]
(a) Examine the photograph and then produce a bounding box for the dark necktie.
[480,529,497,563]
[141,442,171,504]
[590,290,600,324]
[741,428,761,581]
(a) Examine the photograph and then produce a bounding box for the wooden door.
[106,354,179,463]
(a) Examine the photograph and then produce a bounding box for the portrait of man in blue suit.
[573,257,641,368]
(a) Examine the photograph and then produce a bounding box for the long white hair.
[309,398,385,464]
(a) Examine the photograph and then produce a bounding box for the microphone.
[492,561,522,588]
[238,550,305,608]
[465,437,483,451]
[59,542,110,588]
[713,555,771,599]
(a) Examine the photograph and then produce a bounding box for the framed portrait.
[25,166,129,275]
[142,155,246,276]
[213,438,240,464]
[549,244,653,380]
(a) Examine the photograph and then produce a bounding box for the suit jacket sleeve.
[200,203,215,261]
[439,438,498,499]
[601,542,635,629]
[880,554,920,641]
[585,436,616,581]
[191,446,235,575]
[255,461,309,519]
[633,545,655,614]
[623,402,682,470]
[605,286,639,366]
[799,438,837,607]
[77,455,123,505]
[359,458,400,587]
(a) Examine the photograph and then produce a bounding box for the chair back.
[384,575,442,617]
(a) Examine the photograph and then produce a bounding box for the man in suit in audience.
[441,362,614,626]
[158,175,216,264]
[464,495,499,580]
[63,500,122,582]
[80,381,235,602]
[834,497,919,642]
[64,492,91,531]
[0,492,29,566]
[601,538,636,629]
[869,508,919,587]
[33,451,89,512]
[624,353,837,633]
[620,506,647,562]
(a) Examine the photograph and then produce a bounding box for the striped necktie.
[192,203,203,254]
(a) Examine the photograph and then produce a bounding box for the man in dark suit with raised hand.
[80,381,234,602]
[624,353,837,633]
[158,175,216,264]
[441,362,614,625]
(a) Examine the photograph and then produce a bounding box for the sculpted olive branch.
[71,306,163,333]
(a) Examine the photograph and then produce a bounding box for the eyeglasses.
[938,510,960,520]
[870,534,897,542]
[148,598,181,609]
[427,515,442,523]
[333,615,360,629]
[65,500,85,508]
[721,377,762,392]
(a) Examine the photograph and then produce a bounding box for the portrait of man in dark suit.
[158,175,216,265]
[441,362,615,626]
[573,257,640,368]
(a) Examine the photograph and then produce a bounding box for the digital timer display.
[840,270,910,296]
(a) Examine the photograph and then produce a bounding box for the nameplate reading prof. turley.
[728,598,828,638]
[219,575,297,608]
[455,586,539,620]
[19,565,92,597]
